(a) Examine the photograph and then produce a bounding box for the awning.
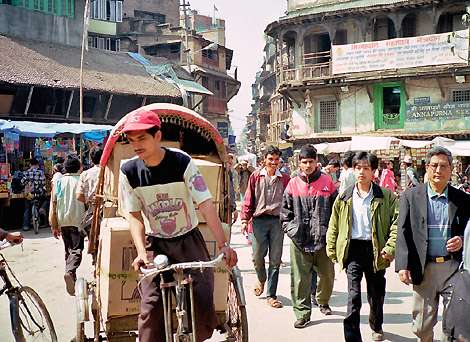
[128,53,213,96]
[433,137,470,157]
[399,139,433,149]
[313,141,351,154]
[351,136,395,151]
[184,65,239,83]
[0,120,113,138]
[176,78,213,96]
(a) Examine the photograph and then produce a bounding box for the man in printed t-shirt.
[118,108,237,342]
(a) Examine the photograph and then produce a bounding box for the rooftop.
[0,35,181,98]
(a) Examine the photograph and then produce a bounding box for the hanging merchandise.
[53,138,76,159]
[36,138,54,160]
[0,163,10,197]
[3,132,19,153]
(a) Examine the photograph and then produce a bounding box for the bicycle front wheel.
[32,204,39,235]
[11,286,58,341]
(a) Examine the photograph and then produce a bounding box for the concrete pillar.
[295,27,304,71]
[389,13,400,38]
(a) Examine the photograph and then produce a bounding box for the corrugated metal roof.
[0,35,181,98]
[286,0,417,18]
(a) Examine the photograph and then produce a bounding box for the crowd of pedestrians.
[236,144,470,342]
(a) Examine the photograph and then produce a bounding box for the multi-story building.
[0,0,181,125]
[88,0,180,52]
[117,7,240,142]
[265,0,470,151]
[88,0,123,51]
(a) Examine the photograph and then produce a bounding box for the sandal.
[267,297,283,308]
[253,282,264,297]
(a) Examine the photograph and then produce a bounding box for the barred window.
[319,100,337,130]
[452,89,470,102]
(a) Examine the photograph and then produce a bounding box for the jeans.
[344,240,386,342]
[251,215,284,298]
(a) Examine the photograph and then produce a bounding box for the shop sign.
[406,102,470,122]
[414,97,431,105]
[217,122,228,139]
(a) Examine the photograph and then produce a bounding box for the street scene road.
[0,221,445,342]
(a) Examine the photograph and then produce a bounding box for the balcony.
[279,51,331,83]
[277,30,470,86]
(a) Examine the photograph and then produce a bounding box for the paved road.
[0,222,445,341]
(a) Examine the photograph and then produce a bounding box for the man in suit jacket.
[396,146,470,342]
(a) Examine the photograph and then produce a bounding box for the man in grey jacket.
[396,146,470,342]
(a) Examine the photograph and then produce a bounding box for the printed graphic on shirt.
[119,148,212,238]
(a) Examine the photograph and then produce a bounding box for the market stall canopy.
[0,120,113,138]
[433,137,470,157]
[351,136,396,151]
[399,139,433,149]
[313,141,352,154]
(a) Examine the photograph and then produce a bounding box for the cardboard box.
[198,222,231,312]
[97,217,141,321]
[98,217,232,319]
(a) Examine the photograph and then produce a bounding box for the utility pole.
[79,0,90,163]
[181,0,191,73]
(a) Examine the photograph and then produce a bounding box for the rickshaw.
[75,103,248,342]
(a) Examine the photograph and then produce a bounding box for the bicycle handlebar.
[0,241,14,251]
[140,253,225,280]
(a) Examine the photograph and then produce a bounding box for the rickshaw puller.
[118,109,237,342]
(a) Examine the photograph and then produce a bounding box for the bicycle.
[31,198,41,235]
[0,240,58,341]
[140,253,234,342]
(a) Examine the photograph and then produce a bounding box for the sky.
[187,0,287,138]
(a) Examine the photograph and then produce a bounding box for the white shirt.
[52,174,85,228]
[351,184,373,240]
[77,165,100,202]
[339,168,356,195]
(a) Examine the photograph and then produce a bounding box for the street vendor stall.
[0,120,113,229]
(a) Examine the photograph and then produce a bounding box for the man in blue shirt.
[396,146,470,342]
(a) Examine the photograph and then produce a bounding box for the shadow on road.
[329,290,413,307]
[383,331,417,342]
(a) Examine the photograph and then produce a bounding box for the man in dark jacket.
[281,144,337,328]
[396,146,470,342]
[443,220,470,342]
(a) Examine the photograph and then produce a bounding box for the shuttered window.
[318,100,338,131]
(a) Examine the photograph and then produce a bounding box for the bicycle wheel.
[32,203,39,235]
[12,286,58,341]
[225,277,248,342]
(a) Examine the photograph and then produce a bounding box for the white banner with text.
[332,30,469,75]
